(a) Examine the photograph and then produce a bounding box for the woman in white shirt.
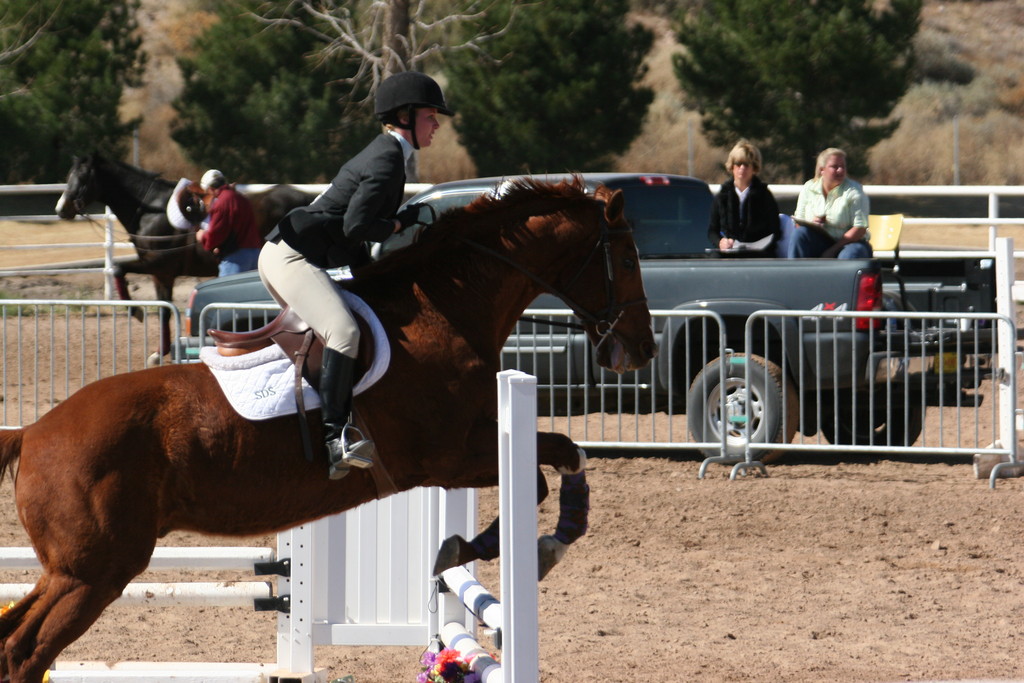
[791,147,872,258]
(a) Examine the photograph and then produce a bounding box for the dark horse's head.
[55,153,170,230]
[55,154,102,220]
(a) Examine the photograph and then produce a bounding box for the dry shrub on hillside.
[913,27,975,85]
[614,99,725,178]
[870,76,1024,184]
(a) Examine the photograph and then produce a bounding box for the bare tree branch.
[250,0,520,106]
[0,4,54,99]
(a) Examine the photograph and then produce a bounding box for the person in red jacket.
[196,169,262,276]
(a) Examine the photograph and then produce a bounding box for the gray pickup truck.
[180,173,996,457]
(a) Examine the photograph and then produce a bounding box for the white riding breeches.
[258,240,359,358]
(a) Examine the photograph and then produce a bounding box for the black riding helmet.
[375,71,454,149]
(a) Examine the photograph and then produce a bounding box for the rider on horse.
[258,71,453,479]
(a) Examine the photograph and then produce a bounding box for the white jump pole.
[497,369,540,683]
[436,370,540,682]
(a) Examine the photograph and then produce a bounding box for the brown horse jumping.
[4,177,655,682]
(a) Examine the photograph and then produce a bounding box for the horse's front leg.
[433,425,589,580]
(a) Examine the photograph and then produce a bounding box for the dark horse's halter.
[455,205,648,339]
[68,162,98,216]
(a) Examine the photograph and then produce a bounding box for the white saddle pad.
[201,290,390,421]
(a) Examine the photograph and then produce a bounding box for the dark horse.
[54,153,314,359]
[0,177,656,682]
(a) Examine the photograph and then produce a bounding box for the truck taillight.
[855,271,882,330]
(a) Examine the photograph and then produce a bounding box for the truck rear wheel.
[687,353,798,464]
[819,396,924,447]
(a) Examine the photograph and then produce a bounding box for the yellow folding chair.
[868,214,906,304]
[868,214,904,254]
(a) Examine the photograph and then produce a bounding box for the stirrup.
[340,423,376,469]
[328,459,351,481]
[325,425,375,480]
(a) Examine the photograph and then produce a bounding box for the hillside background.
[124,0,1024,186]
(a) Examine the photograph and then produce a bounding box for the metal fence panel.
[0,300,180,427]
[698,309,1019,479]
[5,300,1019,481]
[504,310,727,451]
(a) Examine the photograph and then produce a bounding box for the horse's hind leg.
[9,446,159,682]
[433,427,590,579]
[0,571,131,683]
[433,468,549,574]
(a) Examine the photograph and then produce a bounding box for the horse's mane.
[89,151,167,184]
[358,175,591,280]
[461,175,590,217]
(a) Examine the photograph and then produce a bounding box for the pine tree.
[444,0,653,176]
[0,0,144,183]
[171,2,377,183]
[674,0,921,178]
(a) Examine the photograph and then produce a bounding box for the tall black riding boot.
[319,348,375,480]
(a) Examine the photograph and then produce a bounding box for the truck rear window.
[620,185,712,258]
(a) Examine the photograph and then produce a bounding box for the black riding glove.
[395,203,423,231]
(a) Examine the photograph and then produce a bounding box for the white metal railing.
[0,182,431,299]
[2,182,1023,290]
[3,182,1023,227]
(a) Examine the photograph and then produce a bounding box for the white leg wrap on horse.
[538,534,569,580]
[556,446,587,475]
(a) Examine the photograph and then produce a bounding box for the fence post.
[988,193,1000,250]
[994,237,1018,460]
[104,207,116,300]
[275,524,319,681]
[498,369,540,683]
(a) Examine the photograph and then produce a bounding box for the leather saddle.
[208,307,325,389]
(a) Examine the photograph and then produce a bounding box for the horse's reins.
[454,205,648,342]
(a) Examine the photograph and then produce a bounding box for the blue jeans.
[218,248,261,276]
[787,228,873,259]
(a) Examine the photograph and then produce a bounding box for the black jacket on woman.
[267,133,406,268]
[707,176,781,256]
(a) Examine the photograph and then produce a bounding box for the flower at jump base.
[417,647,482,683]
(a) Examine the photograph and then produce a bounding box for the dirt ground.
[1,221,1024,682]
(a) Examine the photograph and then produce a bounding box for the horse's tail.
[0,429,23,484]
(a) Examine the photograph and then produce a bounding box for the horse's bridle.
[68,162,97,215]
[455,205,648,338]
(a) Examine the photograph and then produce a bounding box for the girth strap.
[292,330,317,462]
